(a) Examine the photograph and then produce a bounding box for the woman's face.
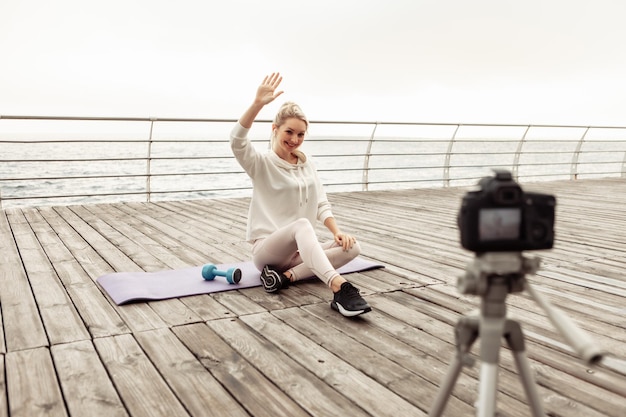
[272,117,307,160]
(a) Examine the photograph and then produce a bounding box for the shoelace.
[341,284,362,300]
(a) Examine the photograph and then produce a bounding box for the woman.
[230,72,371,317]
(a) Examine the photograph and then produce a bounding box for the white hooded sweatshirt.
[230,122,334,242]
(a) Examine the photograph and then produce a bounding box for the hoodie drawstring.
[291,166,309,206]
[301,165,309,205]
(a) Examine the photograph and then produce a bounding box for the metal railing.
[1,115,625,209]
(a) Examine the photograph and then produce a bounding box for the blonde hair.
[273,101,308,129]
[271,101,308,162]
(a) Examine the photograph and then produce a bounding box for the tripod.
[429,252,604,417]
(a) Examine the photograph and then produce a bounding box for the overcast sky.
[2,0,625,126]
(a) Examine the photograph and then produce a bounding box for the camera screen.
[479,208,521,241]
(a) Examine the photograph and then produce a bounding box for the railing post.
[443,125,460,187]
[512,125,531,181]
[571,127,590,180]
[147,119,155,202]
[362,122,379,192]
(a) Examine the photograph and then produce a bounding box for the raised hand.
[238,72,285,129]
[255,72,284,105]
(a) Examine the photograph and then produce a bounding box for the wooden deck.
[0,178,624,417]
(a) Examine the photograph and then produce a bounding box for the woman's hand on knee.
[334,232,356,251]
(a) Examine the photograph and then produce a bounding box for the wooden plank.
[80,204,204,269]
[236,312,428,416]
[173,323,312,417]
[51,206,142,273]
[135,328,249,417]
[68,205,170,273]
[0,209,48,352]
[28,207,130,338]
[94,334,189,417]
[8,209,90,345]
[0,356,7,417]
[0,295,5,355]
[179,294,239,321]
[206,316,377,417]
[97,204,210,266]
[346,268,427,292]
[51,340,127,417]
[146,299,203,327]
[120,201,245,257]
[270,305,475,416]
[128,201,250,261]
[169,199,249,241]
[406,282,626,361]
[238,284,324,312]
[5,347,67,417]
[211,290,268,316]
[50,206,168,332]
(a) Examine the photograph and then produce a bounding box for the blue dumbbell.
[201,264,242,284]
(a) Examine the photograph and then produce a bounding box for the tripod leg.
[476,316,505,417]
[429,317,479,417]
[505,320,546,417]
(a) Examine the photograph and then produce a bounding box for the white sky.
[1,0,626,126]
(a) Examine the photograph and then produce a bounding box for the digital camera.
[458,170,556,252]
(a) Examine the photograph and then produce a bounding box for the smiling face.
[272,117,307,162]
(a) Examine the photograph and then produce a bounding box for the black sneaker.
[260,265,290,293]
[331,282,371,317]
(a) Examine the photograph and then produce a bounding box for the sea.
[1,118,625,208]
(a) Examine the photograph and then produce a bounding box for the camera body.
[458,170,556,253]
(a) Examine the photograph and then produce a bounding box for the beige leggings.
[252,218,361,287]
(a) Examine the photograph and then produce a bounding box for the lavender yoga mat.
[97,257,384,305]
